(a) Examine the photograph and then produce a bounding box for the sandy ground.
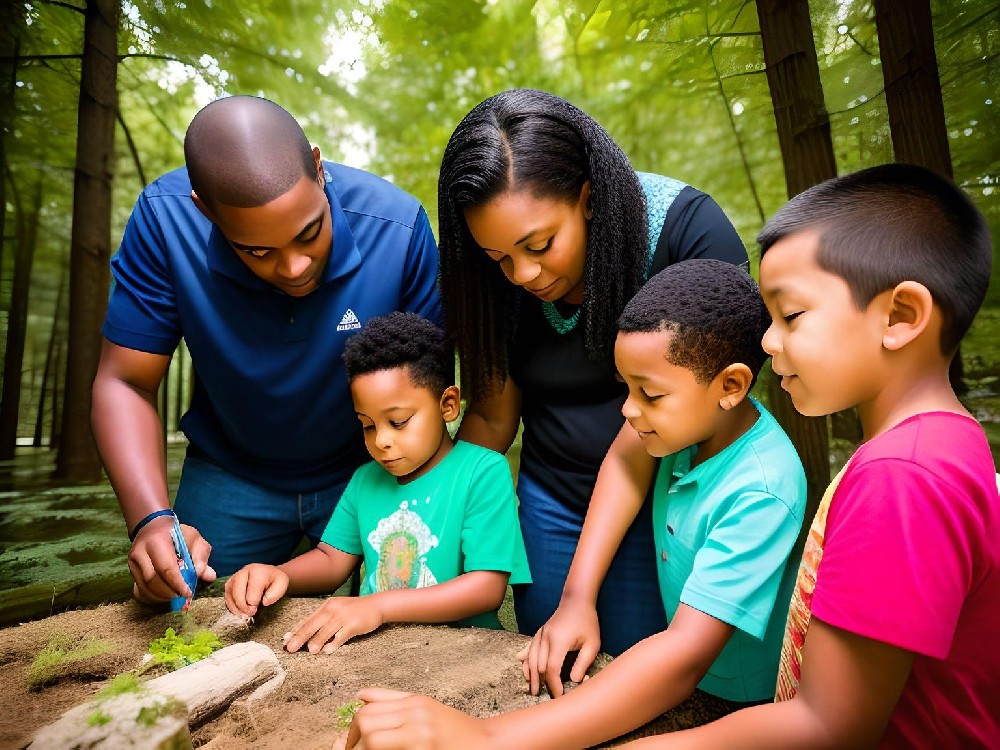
[0,597,739,749]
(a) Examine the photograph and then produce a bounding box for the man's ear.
[715,363,753,410]
[883,281,933,351]
[312,146,324,183]
[190,190,213,220]
[440,385,461,422]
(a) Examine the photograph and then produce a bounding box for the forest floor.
[1,597,740,749]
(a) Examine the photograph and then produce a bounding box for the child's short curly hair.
[343,312,454,394]
[618,259,771,385]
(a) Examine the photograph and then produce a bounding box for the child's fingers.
[516,644,530,663]
[243,571,268,614]
[543,649,566,699]
[321,624,355,654]
[309,617,347,654]
[570,641,600,683]
[261,573,288,606]
[285,616,323,653]
[356,687,414,702]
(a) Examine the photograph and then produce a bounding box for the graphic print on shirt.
[337,308,362,331]
[367,499,439,591]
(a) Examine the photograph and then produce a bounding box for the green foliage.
[95,672,144,700]
[86,709,112,727]
[336,699,365,729]
[27,634,114,691]
[135,696,187,728]
[147,627,223,671]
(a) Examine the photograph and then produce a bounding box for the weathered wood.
[29,642,282,749]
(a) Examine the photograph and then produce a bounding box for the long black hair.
[438,89,648,401]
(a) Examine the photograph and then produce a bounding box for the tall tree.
[755,0,834,517]
[55,0,119,482]
[0,178,41,458]
[873,0,965,392]
[873,0,952,178]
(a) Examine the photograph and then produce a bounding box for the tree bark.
[0,180,41,459]
[872,0,965,392]
[34,269,67,447]
[756,0,834,522]
[55,0,119,481]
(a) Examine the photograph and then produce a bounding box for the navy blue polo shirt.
[103,161,442,492]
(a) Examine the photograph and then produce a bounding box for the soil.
[0,597,739,749]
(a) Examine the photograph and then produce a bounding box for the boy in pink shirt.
[343,164,999,749]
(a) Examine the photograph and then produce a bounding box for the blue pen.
[169,515,199,612]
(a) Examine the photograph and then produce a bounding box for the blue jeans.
[513,471,668,656]
[172,455,349,577]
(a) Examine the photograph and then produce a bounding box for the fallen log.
[30,641,282,749]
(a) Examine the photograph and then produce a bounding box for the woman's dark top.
[509,177,748,515]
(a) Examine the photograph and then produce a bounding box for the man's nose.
[276,250,310,280]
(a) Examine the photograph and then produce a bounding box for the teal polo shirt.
[652,398,806,701]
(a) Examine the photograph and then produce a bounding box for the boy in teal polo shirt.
[342,259,807,749]
[225,312,530,651]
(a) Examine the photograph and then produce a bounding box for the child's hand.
[518,597,601,697]
[224,563,289,618]
[343,688,488,750]
[282,596,385,654]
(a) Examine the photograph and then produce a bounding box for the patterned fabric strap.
[774,461,851,700]
[637,171,687,274]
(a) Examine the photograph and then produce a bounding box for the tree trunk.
[756,0,834,522]
[0,6,21,281]
[872,0,965,393]
[54,0,119,482]
[34,269,67,447]
[0,180,40,459]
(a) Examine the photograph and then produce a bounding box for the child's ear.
[883,281,934,351]
[439,385,461,422]
[716,363,753,410]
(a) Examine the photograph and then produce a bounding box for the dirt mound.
[0,597,737,749]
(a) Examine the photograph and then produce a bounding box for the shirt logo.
[337,308,362,332]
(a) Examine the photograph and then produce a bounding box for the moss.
[27,634,114,691]
[86,709,112,726]
[336,699,365,729]
[95,672,144,700]
[146,627,223,672]
[135,696,187,727]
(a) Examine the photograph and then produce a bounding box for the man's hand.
[282,596,385,654]
[518,597,602,697]
[129,518,215,604]
[225,563,289,618]
[342,688,490,750]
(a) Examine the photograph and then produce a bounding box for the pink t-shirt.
[812,412,1000,748]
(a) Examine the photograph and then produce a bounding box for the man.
[92,96,441,604]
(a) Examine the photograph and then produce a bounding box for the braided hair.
[438,89,648,401]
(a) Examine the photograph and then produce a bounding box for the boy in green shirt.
[225,312,531,652]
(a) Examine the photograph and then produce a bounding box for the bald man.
[93,96,441,604]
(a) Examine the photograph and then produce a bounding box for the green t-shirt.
[320,440,531,629]
[653,398,807,702]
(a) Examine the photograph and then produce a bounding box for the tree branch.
[39,0,85,13]
[116,110,147,188]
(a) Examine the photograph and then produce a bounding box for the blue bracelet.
[129,509,176,543]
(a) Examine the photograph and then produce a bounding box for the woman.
[438,88,747,656]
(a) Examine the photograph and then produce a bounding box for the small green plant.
[146,627,223,671]
[86,710,112,727]
[336,699,365,729]
[27,634,114,691]
[135,696,186,728]
[95,673,144,700]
